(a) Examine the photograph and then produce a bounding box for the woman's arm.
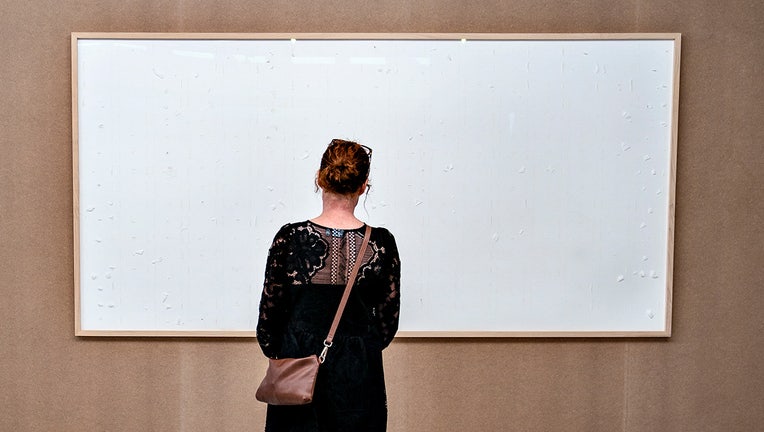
[256,225,292,358]
[375,230,400,349]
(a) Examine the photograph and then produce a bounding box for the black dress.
[257,221,401,432]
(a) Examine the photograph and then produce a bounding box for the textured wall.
[1,1,762,431]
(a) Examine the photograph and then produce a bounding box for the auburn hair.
[316,139,371,195]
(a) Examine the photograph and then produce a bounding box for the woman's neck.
[311,191,364,229]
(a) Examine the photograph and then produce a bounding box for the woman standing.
[257,139,401,431]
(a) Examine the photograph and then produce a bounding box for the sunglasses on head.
[329,139,372,161]
[360,144,373,161]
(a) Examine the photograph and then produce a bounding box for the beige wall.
[1,1,763,431]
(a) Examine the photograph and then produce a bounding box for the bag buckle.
[319,340,333,364]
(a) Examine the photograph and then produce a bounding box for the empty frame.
[72,33,680,336]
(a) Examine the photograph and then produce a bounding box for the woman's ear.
[358,179,369,196]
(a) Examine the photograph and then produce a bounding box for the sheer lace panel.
[313,224,366,285]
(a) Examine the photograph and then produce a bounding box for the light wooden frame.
[72,32,680,338]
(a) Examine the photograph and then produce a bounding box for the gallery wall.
[1,1,762,430]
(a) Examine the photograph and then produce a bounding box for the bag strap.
[319,225,372,364]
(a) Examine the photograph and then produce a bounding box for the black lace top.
[257,221,401,359]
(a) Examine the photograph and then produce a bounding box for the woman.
[257,139,401,432]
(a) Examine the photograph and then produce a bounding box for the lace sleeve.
[256,225,292,358]
[375,230,400,349]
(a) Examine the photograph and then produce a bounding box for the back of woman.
[256,139,401,432]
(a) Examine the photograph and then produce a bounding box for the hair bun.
[317,139,370,195]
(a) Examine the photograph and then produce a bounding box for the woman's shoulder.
[278,221,310,231]
[271,221,312,240]
[368,225,397,244]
